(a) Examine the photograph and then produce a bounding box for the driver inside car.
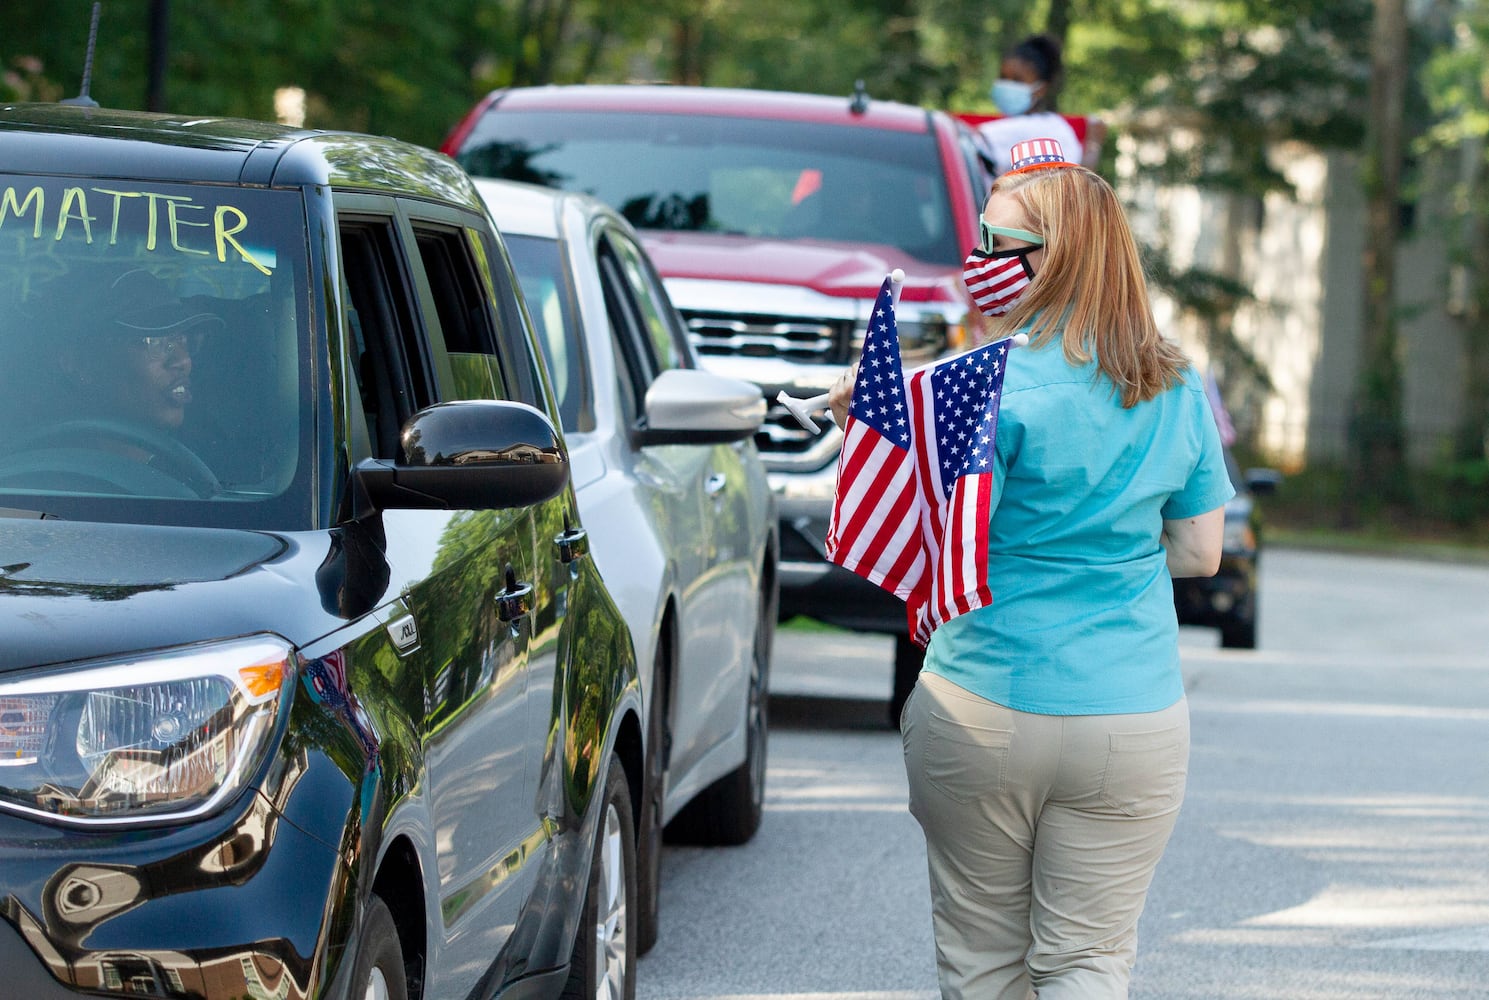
[5,266,225,498]
[61,268,222,433]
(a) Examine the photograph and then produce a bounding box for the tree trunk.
[1046,0,1071,48]
[1346,0,1410,524]
[1463,136,1489,461]
[146,0,169,111]
[673,17,701,85]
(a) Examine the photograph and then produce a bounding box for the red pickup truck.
[444,84,997,719]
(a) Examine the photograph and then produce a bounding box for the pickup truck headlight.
[0,635,295,825]
[895,314,948,354]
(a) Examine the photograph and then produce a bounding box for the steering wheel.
[21,418,221,498]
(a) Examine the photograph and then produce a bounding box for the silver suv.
[445,83,997,718]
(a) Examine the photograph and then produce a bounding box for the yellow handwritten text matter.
[0,184,273,274]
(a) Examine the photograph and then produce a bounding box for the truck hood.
[638,231,961,301]
[0,519,362,672]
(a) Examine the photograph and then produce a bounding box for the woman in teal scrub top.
[831,137,1232,999]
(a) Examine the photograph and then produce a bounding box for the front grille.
[779,515,829,561]
[754,400,843,469]
[684,312,855,364]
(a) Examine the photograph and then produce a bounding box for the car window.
[458,110,960,266]
[956,121,995,210]
[597,241,654,426]
[604,230,690,372]
[413,223,507,402]
[503,233,592,434]
[477,229,557,419]
[338,215,431,459]
[0,174,312,526]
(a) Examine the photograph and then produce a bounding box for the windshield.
[459,110,961,266]
[0,176,313,528]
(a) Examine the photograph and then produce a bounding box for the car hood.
[638,231,959,299]
[0,519,353,672]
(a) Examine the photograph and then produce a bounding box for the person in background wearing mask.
[980,33,1108,176]
[829,138,1231,999]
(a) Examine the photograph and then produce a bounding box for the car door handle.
[555,525,590,564]
[705,472,727,498]
[496,566,534,623]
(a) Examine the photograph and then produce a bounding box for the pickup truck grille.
[754,399,843,470]
[683,312,855,365]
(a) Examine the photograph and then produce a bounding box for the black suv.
[1173,449,1281,649]
[0,104,641,1000]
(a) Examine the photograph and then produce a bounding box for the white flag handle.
[776,268,1027,435]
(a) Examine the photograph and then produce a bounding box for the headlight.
[0,635,295,825]
[895,314,948,354]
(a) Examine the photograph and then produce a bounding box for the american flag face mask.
[963,246,1037,316]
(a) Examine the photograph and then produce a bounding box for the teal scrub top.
[923,335,1235,716]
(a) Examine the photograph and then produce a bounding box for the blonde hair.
[990,165,1188,407]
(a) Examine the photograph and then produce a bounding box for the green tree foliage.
[0,0,1457,496]
[1076,1,1372,329]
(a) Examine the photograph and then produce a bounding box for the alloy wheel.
[363,967,389,1000]
[593,801,629,1000]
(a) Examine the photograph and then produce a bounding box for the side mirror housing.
[634,368,766,446]
[354,400,568,515]
[1244,467,1283,497]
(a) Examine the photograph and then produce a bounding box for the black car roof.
[0,103,483,209]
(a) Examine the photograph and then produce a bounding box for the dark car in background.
[1173,451,1282,648]
[0,104,641,1000]
[444,83,997,720]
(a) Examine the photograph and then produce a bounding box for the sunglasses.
[132,331,204,363]
[978,221,1045,256]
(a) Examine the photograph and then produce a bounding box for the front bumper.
[774,470,909,634]
[0,780,349,1000]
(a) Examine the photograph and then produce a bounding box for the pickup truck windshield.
[459,110,961,266]
[0,176,312,528]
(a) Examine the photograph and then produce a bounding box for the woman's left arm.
[1161,505,1225,578]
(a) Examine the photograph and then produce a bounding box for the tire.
[351,895,407,1000]
[890,633,924,730]
[1220,607,1257,649]
[562,755,636,1000]
[664,597,769,846]
[635,643,668,956]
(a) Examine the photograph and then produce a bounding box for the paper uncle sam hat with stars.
[1005,137,1076,175]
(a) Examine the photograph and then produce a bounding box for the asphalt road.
[636,546,1489,1000]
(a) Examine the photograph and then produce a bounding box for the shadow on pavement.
[769,692,896,731]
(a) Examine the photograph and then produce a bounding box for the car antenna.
[60,2,103,108]
[849,79,870,115]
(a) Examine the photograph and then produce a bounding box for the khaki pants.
[902,671,1188,1000]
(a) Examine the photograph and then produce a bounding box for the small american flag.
[826,277,1012,646]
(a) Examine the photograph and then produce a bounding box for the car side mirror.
[1244,467,1282,497]
[354,400,569,515]
[635,368,766,446]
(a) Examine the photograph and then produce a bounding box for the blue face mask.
[991,79,1037,116]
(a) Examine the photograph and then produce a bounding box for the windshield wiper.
[0,507,63,520]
